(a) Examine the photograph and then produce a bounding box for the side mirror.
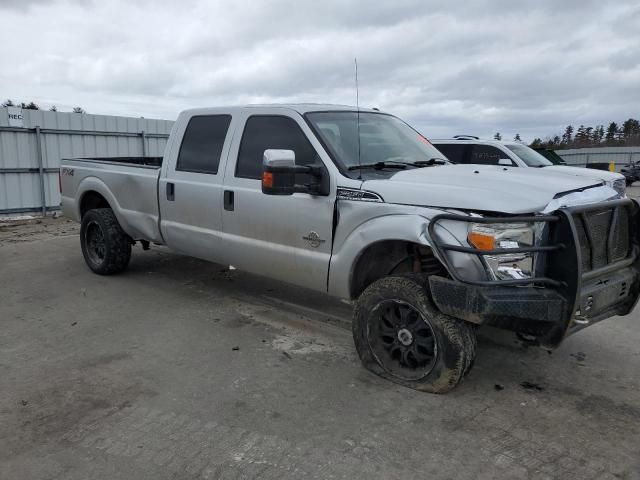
[262,149,296,195]
[498,158,513,166]
[262,149,326,196]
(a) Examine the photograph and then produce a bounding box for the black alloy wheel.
[368,299,437,381]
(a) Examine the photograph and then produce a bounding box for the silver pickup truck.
[60,104,640,393]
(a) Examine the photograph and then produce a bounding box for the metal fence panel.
[0,107,173,215]
[556,147,640,172]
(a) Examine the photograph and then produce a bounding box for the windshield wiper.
[411,158,448,166]
[347,158,449,171]
[347,161,408,171]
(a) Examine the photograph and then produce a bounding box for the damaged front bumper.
[428,198,640,348]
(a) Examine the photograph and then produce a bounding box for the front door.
[221,111,335,292]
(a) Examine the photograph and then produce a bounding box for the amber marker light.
[262,171,274,188]
[468,231,495,251]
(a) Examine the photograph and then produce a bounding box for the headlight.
[607,178,626,196]
[468,223,535,280]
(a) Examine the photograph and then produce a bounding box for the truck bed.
[73,156,164,168]
[60,156,164,244]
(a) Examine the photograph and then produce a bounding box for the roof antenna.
[354,57,362,180]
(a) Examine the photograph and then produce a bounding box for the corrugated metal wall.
[0,107,174,215]
[556,147,640,172]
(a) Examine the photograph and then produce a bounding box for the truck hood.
[544,165,623,182]
[362,164,604,214]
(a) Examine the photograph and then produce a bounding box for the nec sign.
[7,106,24,127]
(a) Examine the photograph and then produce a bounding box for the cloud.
[1,0,52,10]
[0,0,638,141]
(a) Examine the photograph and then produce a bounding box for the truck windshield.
[505,144,553,167]
[305,111,445,174]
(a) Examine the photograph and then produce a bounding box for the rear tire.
[352,275,476,393]
[80,208,131,275]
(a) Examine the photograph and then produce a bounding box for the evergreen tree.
[493,132,502,141]
[514,133,522,142]
[621,118,640,145]
[530,138,542,148]
[561,125,574,145]
[21,101,39,110]
[584,127,594,146]
[575,125,587,146]
[49,105,57,112]
[594,125,605,145]
[2,99,14,107]
[605,122,618,144]
[622,118,635,138]
[534,119,639,149]
[72,107,86,114]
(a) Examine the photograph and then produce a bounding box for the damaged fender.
[327,200,483,299]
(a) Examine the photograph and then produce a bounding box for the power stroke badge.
[302,231,325,248]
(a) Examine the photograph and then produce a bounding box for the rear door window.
[468,145,506,165]
[434,144,466,164]
[176,115,232,174]
[236,115,320,181]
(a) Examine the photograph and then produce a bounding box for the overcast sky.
[1,0,639,141]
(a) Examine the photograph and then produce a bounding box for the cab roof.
[430,137,523,149]
[181,104,383,116]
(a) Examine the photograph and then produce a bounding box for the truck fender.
[75,177,139,240]
[327,211,475,299]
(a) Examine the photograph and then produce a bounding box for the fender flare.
[327,212,466,299]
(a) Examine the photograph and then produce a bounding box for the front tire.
[352,275,476,393]
[80,208,131,275]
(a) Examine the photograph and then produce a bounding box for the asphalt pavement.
[1,198,640,479]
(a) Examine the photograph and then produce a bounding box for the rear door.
[159,113,235,263]
[220,109,336,292]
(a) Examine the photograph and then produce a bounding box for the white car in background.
[432,136,626,195]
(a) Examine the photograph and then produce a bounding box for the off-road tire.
[353,275,476,393]
[80,208,131,275]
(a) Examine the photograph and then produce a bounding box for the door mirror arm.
[262,149,327,196]
[294,165,328,195]
[265,164,323,177]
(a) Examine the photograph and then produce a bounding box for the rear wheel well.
[350,240,447,299]
[80,191,110,218]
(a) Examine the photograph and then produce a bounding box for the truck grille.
[573,206,630,272]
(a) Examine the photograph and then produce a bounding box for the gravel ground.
[1,207,640,479]
[0,215,78,246]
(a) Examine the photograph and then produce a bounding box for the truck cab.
[157,106,339,292]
